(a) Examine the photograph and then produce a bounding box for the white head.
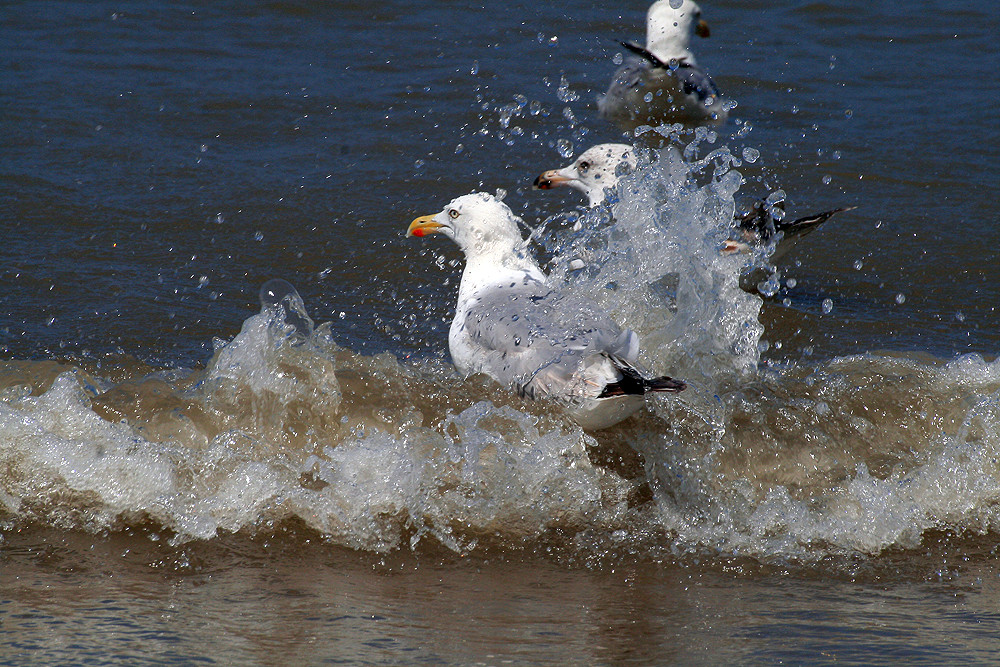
[645,0,709,63]
[533,143,637,207]
[407,192,530,266]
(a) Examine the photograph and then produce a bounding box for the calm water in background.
[3,0,1000,664]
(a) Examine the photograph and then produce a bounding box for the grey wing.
[676,62,722,103]
[463,284,637,398]
[598,59,652,117]
[610,58,651,92]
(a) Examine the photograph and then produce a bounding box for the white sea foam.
[0,288,629,552]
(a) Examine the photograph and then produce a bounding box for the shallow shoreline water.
[3,0,1000,663]
[4,527,1000,665]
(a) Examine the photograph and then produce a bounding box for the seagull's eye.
[448,209,460,219]
[578,161,590,174]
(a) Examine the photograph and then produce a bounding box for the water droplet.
[556,75,579,102]
[470,60,479,75]
[832,150,842,160]
[613,52,624,65]
[742,147,759,163]
[414,158,425,169]
[644,92,654,103]
[844,109,853,119]
[822,174,832,185]
[758,275,780,297]
[895,293,906,304]
[253,231,264,242]
[785,278,797,289]
[853,259,863,270]
[821,298,834,314]
[956,310,966,322]
[791,105,799,115]
[556,138,574,158]
[260,279,314,344]
[454,143,464,154]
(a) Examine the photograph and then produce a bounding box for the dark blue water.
[5,1,998,365]
[3,1,1000,664]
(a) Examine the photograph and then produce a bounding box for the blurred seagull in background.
[598,0,726,132]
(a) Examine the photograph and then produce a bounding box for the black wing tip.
[619,40,666,69]
[777,205,858,233]
[645,376,687,393]
[598,359,686,397]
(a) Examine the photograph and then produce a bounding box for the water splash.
[259,278,315,345]
[542,139,762,394]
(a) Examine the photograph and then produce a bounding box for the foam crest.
[0,371,177,529]
[641,353,1000,560]
[3,292,1000,563]
[0,283,634,551]
[294,402,630,552]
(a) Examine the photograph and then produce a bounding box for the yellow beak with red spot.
[407,214,443,237]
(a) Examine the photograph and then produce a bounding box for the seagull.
[724,201,859,262]
[598,0,725,131]
[533,144,638,207]
[407,192,685,430]
[533,143,855,262]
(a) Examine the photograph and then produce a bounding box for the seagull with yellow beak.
[407,192,685,430]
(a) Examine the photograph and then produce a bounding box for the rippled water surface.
[2,0,1000,664]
